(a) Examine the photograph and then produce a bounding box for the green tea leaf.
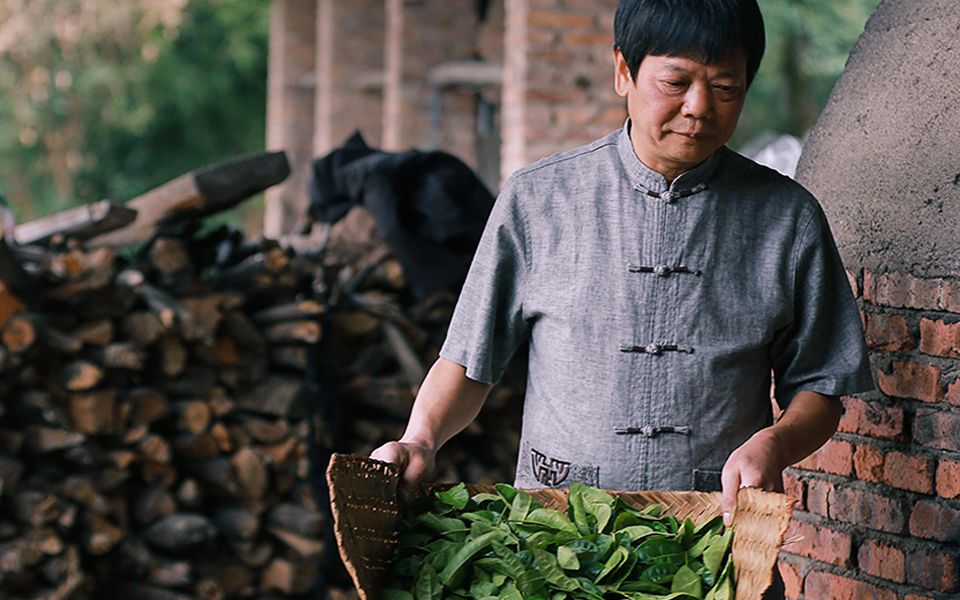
[436,483,470,510]
[703,529,733,580]
[439,530,504,587]
[414,563,441,600]
[671,565,703,597]
[557,545,580,570]
[531,548,579,592]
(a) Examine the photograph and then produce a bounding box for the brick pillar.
[501,0,625,182]
[265,0,317,238]
[314,0,385,155]
[382,0,479,164]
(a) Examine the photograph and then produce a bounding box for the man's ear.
[613,48,634,98]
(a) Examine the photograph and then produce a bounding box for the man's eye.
[714,85,739,95]
[663,80,686,89]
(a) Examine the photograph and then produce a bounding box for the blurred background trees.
[0,0,878,228]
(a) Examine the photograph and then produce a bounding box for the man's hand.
[720,428,787,526]
[370,440,436,490]
[721,391,842,526]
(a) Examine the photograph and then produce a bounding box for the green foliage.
[386,483,735,599]
[734,0,883,145]
[0,0,268,222]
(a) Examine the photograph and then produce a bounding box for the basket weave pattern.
[326,453,794,600]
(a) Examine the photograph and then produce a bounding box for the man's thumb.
[720,468,740,527]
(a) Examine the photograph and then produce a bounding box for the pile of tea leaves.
[383,482,734,600]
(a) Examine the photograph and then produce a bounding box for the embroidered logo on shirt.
[531,448,570,486]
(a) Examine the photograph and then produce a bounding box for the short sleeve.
[439,176,531,384]
[771,205,875,409]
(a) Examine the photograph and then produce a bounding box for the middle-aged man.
[373,0,874,596]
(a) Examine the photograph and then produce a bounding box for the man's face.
[614,50,747,181]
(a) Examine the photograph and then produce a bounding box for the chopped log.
[265,504,323,538]
[37,546,83,600]
[143,513,218,551]
[89,151,289,247]
[236,376,302,417]
[228,539,273,568]
[122,312,166,345]
[230,448,267,500]
[209,422,233,453]
[158,335,187,378]
[0,281,25,329]
[262,438,298,468]
[171,433,219,459]
[139,434,172,464]
[222,311,265,349]
[68,390,117,435]
[97,342,147,370]
[148,237,192,281]
[269,346,308,371]
[61,477,110,514]
[27,427,85,453]
[207,389,234,417]
[148,560,192,588]
[251,300,324,325]
[175,400,211,435]
[72,318,113,346]
[2,313,37,353]
[263,320,321,344]
[213,508,260,540]
[141,284,196,336]
[181,458,238,495]
[176,479,202,509]
[268,528,325,560]
[212,335,239,365]
[62,360,103,391]
[330,309,379,337]
[48,247,116,300]
[111,583,192,600]
[180,293,242,344]
[239,416,289,445]
[127,388,169,426]
[14,200,137,245]
[382,319,427,391]
[84,514,125,555]
[109,450,137,470]
[133,488,176,525]
[12,490,61,527]
[260,558,316,595]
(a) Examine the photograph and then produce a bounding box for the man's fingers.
[370,441,409,472]
[720,466,740,527]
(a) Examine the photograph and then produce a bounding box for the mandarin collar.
[616,118,722,195]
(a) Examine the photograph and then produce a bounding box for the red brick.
[909,500,960,542]
[829,487,905,534]
[914,408,960,451]
[920,318,960,358]
[806,478,832,517]
[781,520,851,567]
[782,470,805,509]
[527,10,595,29]
[778,560,802,600]
[838,397,906,441]
[936,460,960,499]
[903,595,936,600]
[853,443,885,483]
[847,269,861,298]
[803,570,897,600]
[857,539,905,582]
[939,279,960,314]
[794,438,853,476]
[882,451,934,494]
[863,270,942,311]
[905,546,960,593]
[864,312,915,351]
[877,360,943,403]
[947,380,960,407]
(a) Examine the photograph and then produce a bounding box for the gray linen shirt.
[440,121,874,493]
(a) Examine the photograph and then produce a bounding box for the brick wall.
[501,0,625,181]
[315,0,385,154]
[779,269,960,599]
[382,0,480,163]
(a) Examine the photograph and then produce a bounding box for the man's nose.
[682,83,714,119]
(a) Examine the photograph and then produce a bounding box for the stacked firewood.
[0,153,336,598]
[321,205,524,486]
[0,153,525,599]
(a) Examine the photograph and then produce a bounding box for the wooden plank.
[89,151,289,247]
[14,200,137,245]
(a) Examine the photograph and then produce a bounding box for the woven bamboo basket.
[326,453,795,600]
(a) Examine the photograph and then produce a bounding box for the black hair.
[614,0,766,86]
